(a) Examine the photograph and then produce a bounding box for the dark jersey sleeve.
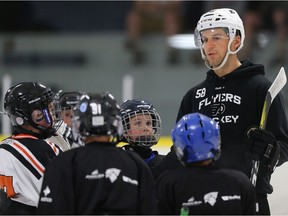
[267,93,288,166]
[37,156,75,214]
[155,172,176,214]
[151,148,184,180]
[176,89,194,123]
[127,152,159,214]
[235,171,257,214]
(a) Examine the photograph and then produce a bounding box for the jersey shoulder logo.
[40,185,53,203]
[204,191,218,206]
[85,169,105,180]
[105,168,121,183]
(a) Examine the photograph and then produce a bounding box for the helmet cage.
[120,99,161,148]
[121,109,161,147]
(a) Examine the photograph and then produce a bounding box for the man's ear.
[233,35,242,51]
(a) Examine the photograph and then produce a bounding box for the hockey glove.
[244,127,280,174]
[0,190,11,213]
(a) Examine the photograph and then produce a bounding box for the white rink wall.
[268,162,288,215]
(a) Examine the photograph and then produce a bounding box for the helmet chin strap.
[201,38,239,71]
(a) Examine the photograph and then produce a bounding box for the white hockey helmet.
[194,8,245,51]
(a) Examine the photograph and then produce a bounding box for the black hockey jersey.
[156,165,256,215]
[37,142,158,214]
[121,144,164,171]
[0,129,62,214]
[164,60,288,194]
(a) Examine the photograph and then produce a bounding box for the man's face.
[125,114,154,142]
[200,28,230,68]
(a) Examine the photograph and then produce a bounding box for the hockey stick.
[250,67,287,187]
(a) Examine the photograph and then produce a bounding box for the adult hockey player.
[155,8,288,215]
[156,113,256,215]
[0,82,62,214]
[48,90,84,150]
[120,99,163,170]
[37,92,158,214]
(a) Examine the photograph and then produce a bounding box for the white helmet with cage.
[194,8,245,70]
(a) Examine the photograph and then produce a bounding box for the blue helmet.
[172,113,221,164]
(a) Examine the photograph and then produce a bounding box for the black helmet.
[4,82,61,137]
[120,99,161,147]
[58,91,82,111]
[73,92,122,143]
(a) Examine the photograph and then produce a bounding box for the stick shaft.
[250,67,286,186]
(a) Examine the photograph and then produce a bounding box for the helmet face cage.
[120,100,161,148]
[172,113,221,164]
[4,82,61,135]
[56,91,82,128]
[73,92,122,143]
[194,8,245,53]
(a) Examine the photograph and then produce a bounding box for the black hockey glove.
[244,127,280,174]
[0,190,11,213]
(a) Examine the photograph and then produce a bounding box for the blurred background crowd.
[0,1,287,136]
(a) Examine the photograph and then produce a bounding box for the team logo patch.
[204,191,218,206]
[105,168,121,183]
[40,186,53,203]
